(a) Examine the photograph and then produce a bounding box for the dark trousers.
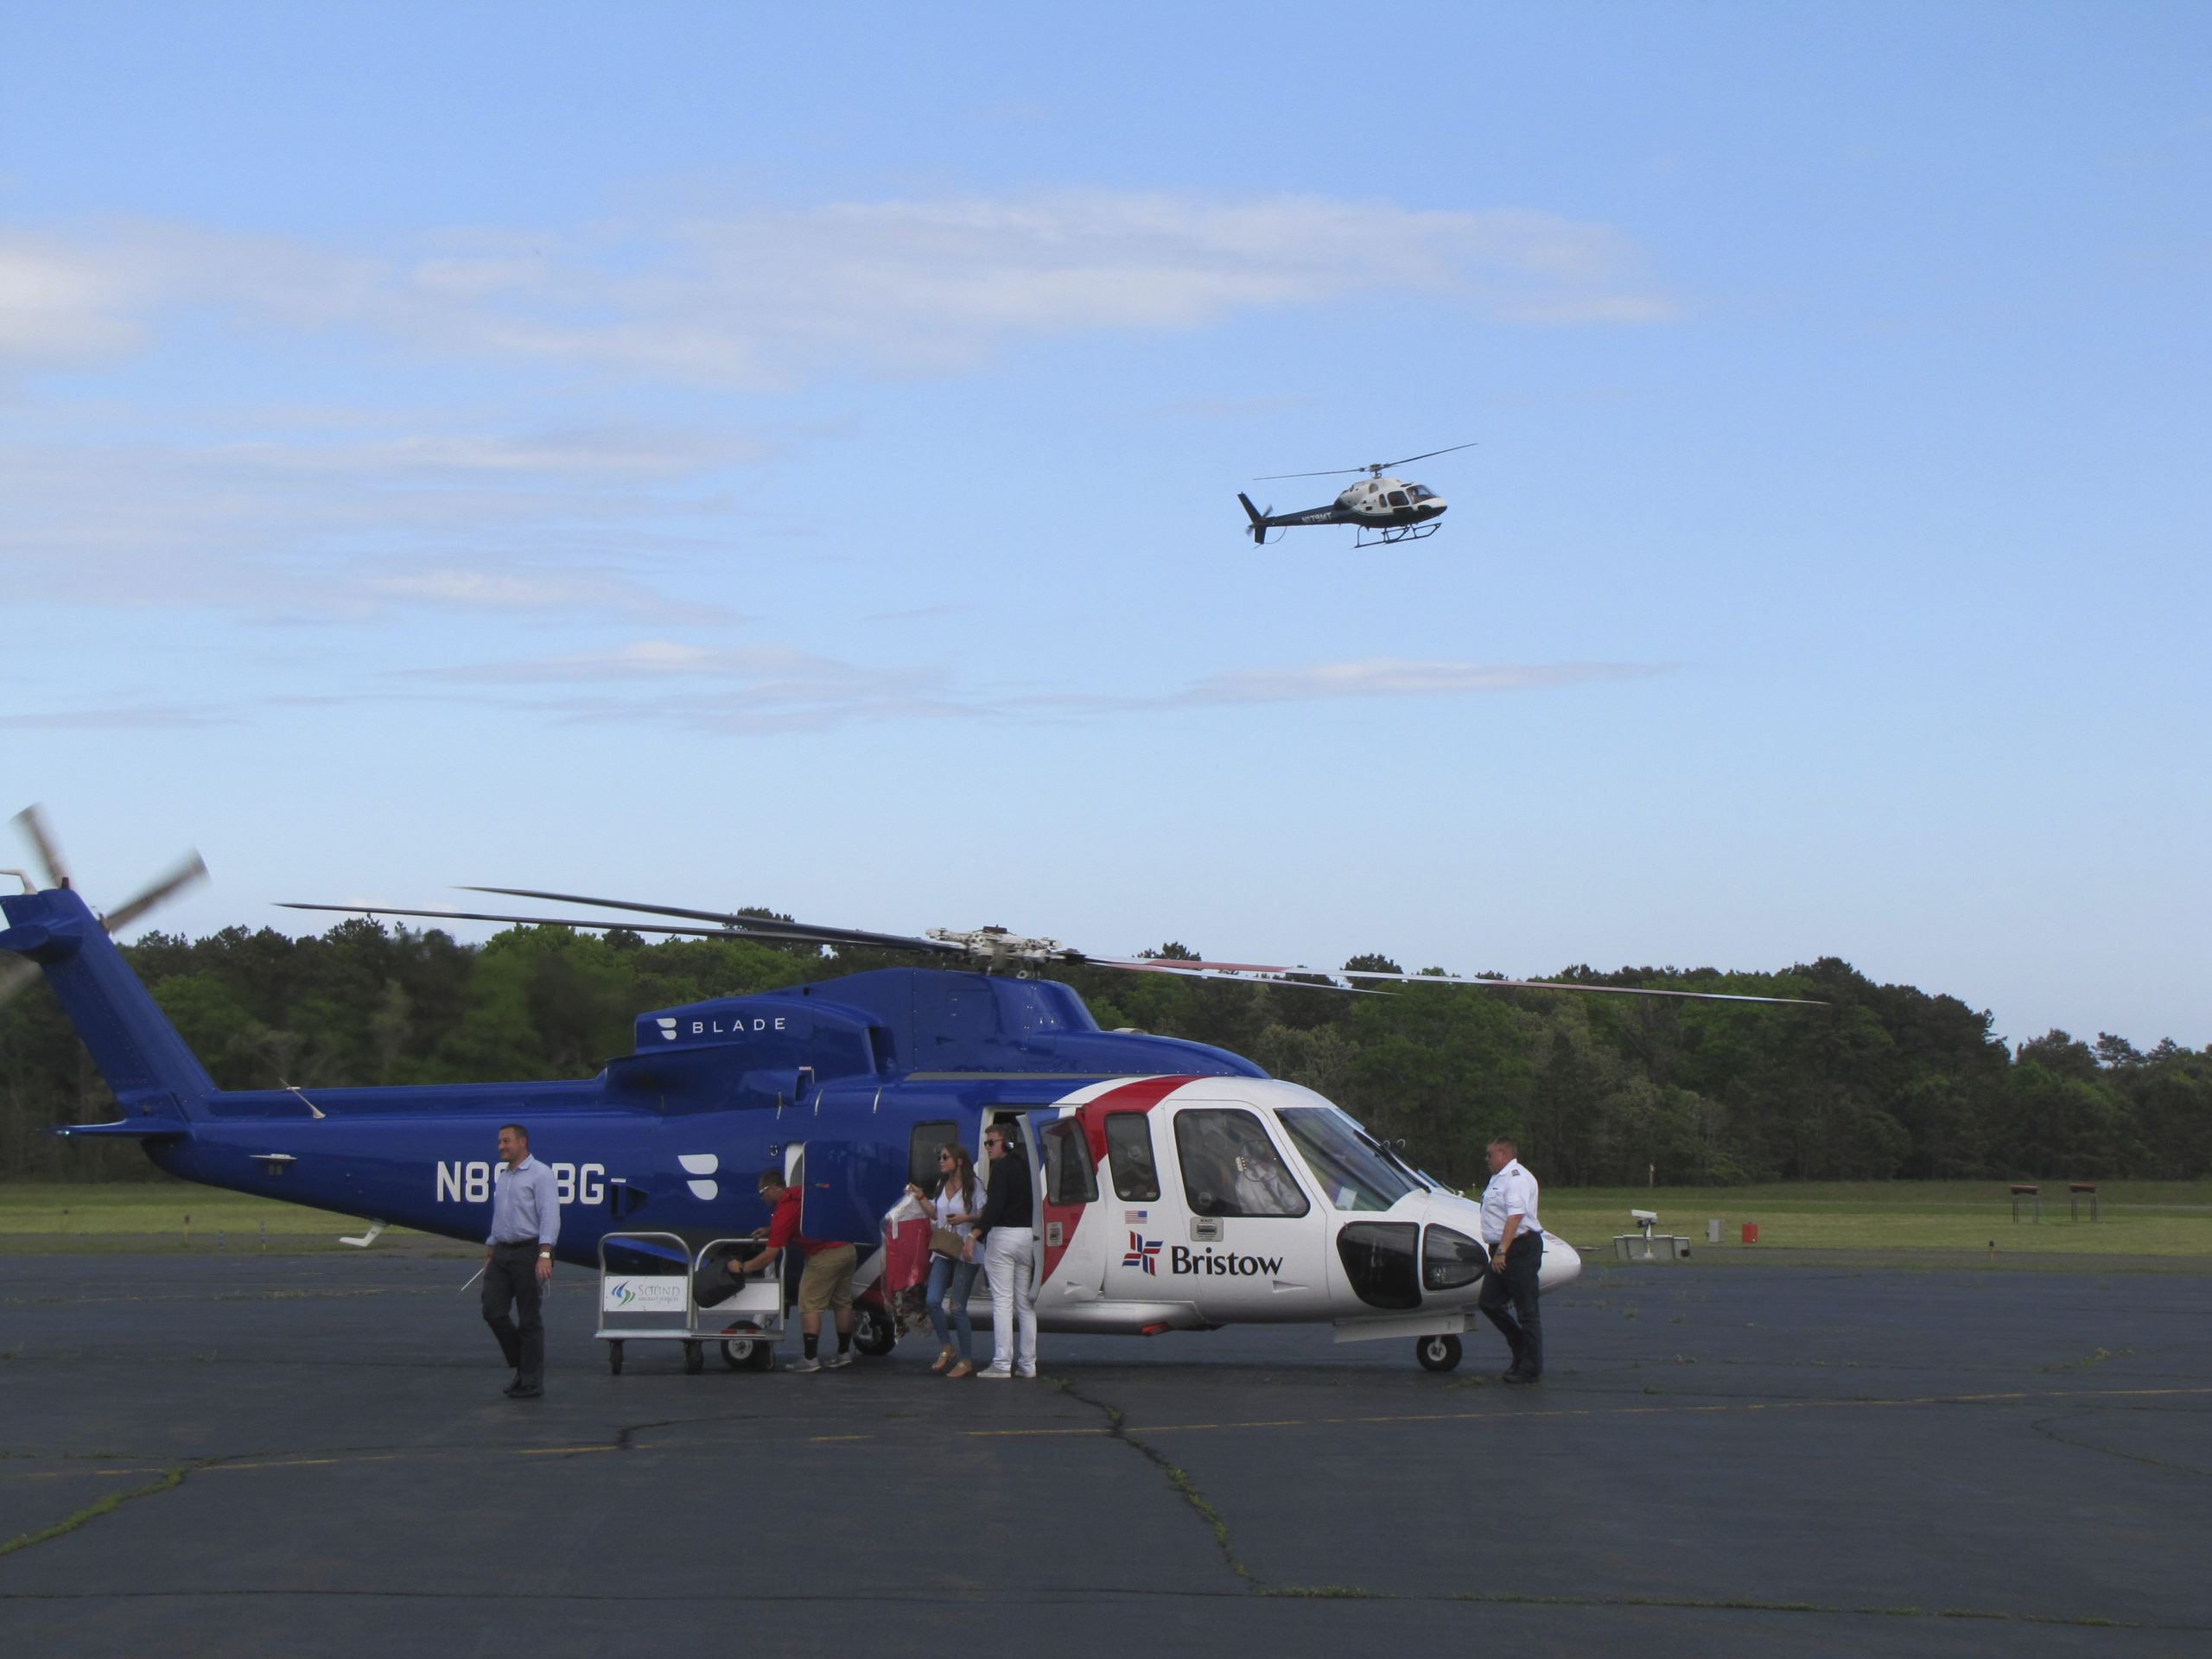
[482,1243,545,1389]
[1478,1232,1543,1376]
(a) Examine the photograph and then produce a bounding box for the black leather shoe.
[1501,1370,1535,1385]
[508,1385,543,1399]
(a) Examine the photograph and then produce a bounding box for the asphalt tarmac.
[2,1248,2208,1656]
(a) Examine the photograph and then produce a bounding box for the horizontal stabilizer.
[50,1118,192,1139]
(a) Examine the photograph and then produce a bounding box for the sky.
[3,3,2207,1049]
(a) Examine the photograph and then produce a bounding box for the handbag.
[929,1226,963,1260]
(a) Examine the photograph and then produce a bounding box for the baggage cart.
[594,1230,786,1376]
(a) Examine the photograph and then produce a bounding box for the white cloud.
[0,420,751,617]
[1173,658,1668,705]
[1,192,1674,385]
[404,644,1665,733]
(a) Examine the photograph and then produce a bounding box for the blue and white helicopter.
[0,808,1816,1373]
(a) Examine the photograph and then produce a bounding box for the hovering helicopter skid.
[1353,521,1442,549]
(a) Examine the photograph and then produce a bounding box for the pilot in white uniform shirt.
[1478,1157,1544,1249]
[1475,1141,1547,1383]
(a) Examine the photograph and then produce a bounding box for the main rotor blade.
[99,851,209,935]
[1369,440,1478,472]
[1254,442,1478,482]
[1092,955,1821,1005]
[1084,957,1381,995]
[279,902,960,956]
[459,887,963,957]
[281,903,762,938]
[1333,968,1822,1006]
[0,957,40,1011]
[11,804,70,891]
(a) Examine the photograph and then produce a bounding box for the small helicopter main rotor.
[1255,440,1478,482]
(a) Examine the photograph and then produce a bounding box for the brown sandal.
[930,1345,954,1373]
[947,1359,974,1378]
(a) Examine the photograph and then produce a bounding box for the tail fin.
[0,887,214,1124]
[1237,493,1269,545]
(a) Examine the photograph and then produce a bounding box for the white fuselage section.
[1019,1076,1579,1342]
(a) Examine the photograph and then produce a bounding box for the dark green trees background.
[3,920,2207,1185]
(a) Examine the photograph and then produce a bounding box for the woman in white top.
[906,1142,986,1377]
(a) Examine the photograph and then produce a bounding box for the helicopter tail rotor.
[1237,493,1273,546]
[0,806,210,1012]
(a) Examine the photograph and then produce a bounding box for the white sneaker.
[1017,1368,1038,1379]
[823,1351,854,1370]
[788,1355,822,1373]
[977,1364,1014,1379]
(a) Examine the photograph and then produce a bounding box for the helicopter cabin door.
[1154,1098,1330,1322]
[1037,1111,1104,1310]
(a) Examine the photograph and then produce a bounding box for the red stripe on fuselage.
[1038,1075,1192,1283]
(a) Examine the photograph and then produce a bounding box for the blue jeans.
[925,1253,981,1359]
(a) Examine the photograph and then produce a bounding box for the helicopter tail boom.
[0,886,216,1128]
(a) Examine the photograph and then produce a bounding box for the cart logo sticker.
[601,1276,690,1313]
[1122,1232,1161,1275]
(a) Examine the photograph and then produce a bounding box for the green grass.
[1532,1180,2212,1258]
[5,1177,2210,1259]
[0,1179,416,1247]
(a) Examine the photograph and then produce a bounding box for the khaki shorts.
[797,1243,857,1313]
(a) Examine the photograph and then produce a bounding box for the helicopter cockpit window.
[1174,1109,1309,1217]
[1040,1118,1099,1207]
[1386,489,1409,508]
[1103,1111,1161,1202]
[1276,1107,1416,1212]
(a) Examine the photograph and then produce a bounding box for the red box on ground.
[1742,1223,1760,1243]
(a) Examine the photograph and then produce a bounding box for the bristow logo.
[1123,1232,1161,1275]
[1169,1245,1285,1278]
[656,1019,677,1041]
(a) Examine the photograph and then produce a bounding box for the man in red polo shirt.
[740,1167,856,1373]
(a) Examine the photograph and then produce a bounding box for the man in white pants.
[964,1123,1037,1378]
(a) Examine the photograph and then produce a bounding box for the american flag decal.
[1123,1232,1161,1275]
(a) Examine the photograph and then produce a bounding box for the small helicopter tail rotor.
[12,804,71,891]
[1236,493,1274,547]
[0,806,210,1011]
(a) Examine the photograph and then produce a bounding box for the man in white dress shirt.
[1476,1136,1545,1385]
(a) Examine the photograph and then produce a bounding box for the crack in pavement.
[0,1462,202,1560]
[1046,1374,1254,1587]
[2029,1410,2212,1477]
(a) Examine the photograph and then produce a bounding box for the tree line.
[2,918,2206,1189]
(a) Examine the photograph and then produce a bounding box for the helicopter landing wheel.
[852,1305,897,1358]
[607,1340,624,1376]
[683,1339,704,1376]
[1415,1334,1462,1373]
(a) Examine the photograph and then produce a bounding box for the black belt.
[493,1239,543,1249]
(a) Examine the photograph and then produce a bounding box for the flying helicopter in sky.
[2,809,1820,1374]
[1238,442,1476,549]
